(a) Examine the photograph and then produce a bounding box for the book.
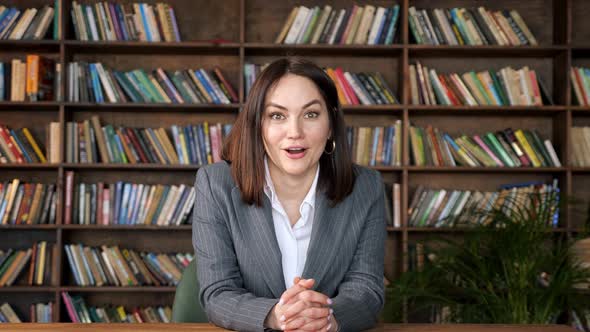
[64,243,192,286]
[409,6,537,46]
[408,180,560,228]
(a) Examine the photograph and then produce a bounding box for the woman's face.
[262,73,331,179]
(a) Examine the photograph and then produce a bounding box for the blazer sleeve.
[192,167,278,332]
[331,170,387,332]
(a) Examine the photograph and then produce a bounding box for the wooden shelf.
[63,40,241,55]
[0,286,57,292]
[407,105,566,116]
[341,105,404,114]
[60,163,201,171]
[0,40,60,52]
[0,164,59,169]
[0,225,58,230]
[570,106,590,113]
[406,167,567,173]
[405,227,569,233]
[244,43,404,56]
[0,102,61,111]
[407,45,566,57]
[60,225,191,231]
[63,102,241,112]
[60,286,176,293]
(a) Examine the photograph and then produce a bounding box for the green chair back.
[172,259,208,323]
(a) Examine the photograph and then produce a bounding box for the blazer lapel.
[301,190,351,289]
[231,187,286,298]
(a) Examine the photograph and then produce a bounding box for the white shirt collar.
[263,156,319,209]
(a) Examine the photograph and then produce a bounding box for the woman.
[192,57,386,332]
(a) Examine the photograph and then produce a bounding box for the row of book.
[409,62,551,106]
[64,244,191,287]
[245,63,398,105]
[275,5,399,46]
[0,303,21,323]
[0,181,58,225]
[571,127,590,167]
[0,56,61,102]
[67,116,231,165]
[327,67,399,105]
[32,302,54,323]
[62,292,171,323]
[408,179,560,228]
[409,125,561,168]
[571,67,590,106]
[71,1,180,42]
[3,242,57,287]
[65,172,195,226]
[67,62,237,104]
[0,123,59,164]
[0,125,48,164]
[346,122,402,167]
[409,6,537,46]
[0,242,57,287]
[0,4,56,41]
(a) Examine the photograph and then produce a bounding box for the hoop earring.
[324,139,336,155]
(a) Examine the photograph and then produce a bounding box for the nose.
[286,117,303,139]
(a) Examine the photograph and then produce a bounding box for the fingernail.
[280,315,286,322]
[330,308,333,315]
[281,325,286,330]
[327,323,332,331]
[327,298,333,305]
[279,298,284,305]
[328,316,331,322]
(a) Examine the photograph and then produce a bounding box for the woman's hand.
[279,277,338,332]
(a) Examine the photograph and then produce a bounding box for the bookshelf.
[0,0,589,324]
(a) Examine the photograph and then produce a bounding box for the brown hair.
[221,57,355,207]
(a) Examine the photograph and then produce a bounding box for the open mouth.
[285,147,307,155]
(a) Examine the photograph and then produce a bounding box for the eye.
[304,111,319,119]
[269,112,285,120]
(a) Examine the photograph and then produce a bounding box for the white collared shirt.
[263,158,319,289]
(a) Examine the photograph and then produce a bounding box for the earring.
[324,139,336,155]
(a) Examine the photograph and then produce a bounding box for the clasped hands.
[266,277,338,332]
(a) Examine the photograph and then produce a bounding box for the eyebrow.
[265,99,322,110]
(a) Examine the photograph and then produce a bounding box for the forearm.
[330,284,383,332]
[204,288,279,332]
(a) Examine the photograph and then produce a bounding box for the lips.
[284,146,308,159]
[285,147,306,153]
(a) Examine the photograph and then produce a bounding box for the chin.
[278,162,315,177]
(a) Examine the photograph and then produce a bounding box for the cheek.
[305,121,331,142]
[262,124,283,149]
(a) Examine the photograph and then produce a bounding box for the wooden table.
[0,323,578,331]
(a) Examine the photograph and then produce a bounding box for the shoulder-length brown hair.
[221,57,355,207]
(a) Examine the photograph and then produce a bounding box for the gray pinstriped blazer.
[192,161,386,332]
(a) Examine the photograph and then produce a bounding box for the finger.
[281,299,309,322]
[279,304,333,324]
[281,315,307,331]
[296,278,314,290]
[279,279,315,305]
[288,316,331,331]
[296,289,332,306]
[293,306,332,320]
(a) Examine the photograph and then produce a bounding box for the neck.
[268,163,318,202]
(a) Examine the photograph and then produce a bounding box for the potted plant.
[385,191,590,328]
